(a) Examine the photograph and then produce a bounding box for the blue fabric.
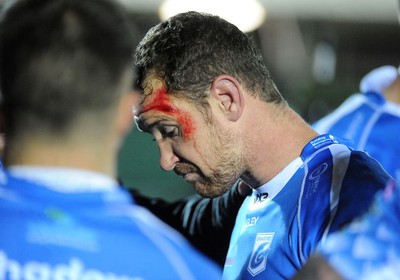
[319,180,400,280]
[0,171,222,280]
[222,135,390,280]
[313,91,400,182]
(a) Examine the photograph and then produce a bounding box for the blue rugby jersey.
[313,91,400,182]
[318,180,400,280]
[0,167,222,280]
[222,134,390,280]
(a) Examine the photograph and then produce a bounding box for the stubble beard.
[193,163,243,198]
[192,123,245,198]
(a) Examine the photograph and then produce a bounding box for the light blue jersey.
[222,135,390,280]
[313,91,400,182]
[319,180,400,280]
[0,167,222,280]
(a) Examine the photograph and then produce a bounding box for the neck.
[383,76,400,104]
[241,101,318,187]
[4,137,117,178]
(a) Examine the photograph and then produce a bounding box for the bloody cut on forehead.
[141,87,196,140]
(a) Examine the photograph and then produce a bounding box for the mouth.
[183,172,199,182]
[176,170,197,182]
[174,163,200,181]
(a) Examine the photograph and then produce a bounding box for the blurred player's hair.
[0,0,137,140]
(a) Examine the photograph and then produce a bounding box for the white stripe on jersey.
[321,144,351,241]
[297,143,351,264]
[313,94,365,133]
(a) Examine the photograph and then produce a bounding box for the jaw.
[189,169,242,198]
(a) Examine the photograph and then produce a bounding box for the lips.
[174,163,198,177]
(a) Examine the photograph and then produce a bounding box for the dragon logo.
[247,233,275,276]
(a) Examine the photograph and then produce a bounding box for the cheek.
[189,137,216,173]
[172,135,211,169]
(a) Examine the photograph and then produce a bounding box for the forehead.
[140,75,179,113]
[138,75,199,138]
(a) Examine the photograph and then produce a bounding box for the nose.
[158,142,180,171]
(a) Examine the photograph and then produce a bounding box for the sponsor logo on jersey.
[309,163,328,180]
[0,251,143,280]
[245,216,259,228]
[306,163,329,199]
[249,192,270,211]
[310,135,335,150]
[254,192,268,203]
[247,233,275,276]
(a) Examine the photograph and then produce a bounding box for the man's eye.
[159,125,180,139]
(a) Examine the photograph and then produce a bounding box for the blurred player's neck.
[384,76,400,104]
[4,136,117,178]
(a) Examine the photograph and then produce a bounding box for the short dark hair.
[0,0,137,138]
[134,11,284,108]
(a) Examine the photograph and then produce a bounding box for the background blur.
[2,0,398,201]
[119,0,400,201]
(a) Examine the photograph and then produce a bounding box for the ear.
[210,75,244,122]
[115,91,135,136]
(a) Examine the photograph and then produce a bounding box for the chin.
[193,181,231,198]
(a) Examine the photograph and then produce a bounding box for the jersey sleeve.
[327,151,391,232]
[318,180,400,280]
[297,146,390,264]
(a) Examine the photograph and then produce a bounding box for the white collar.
[247,157,303,211]
[254,157,303,198]
[8,166,118,193]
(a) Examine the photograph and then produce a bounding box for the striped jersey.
[318,180,400,280]
[222,134,390,280]
[313,91,400,182]
[0,167,221,280]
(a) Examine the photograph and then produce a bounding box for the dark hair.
[0,0,137,138]
[134,11,284,108]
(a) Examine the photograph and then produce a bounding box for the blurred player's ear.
[115,91,135,136]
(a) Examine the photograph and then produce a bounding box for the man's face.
[137,77,244,197]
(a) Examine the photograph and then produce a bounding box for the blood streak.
[142,87,195,139]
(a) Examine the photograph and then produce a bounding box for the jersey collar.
[7,166,118,193]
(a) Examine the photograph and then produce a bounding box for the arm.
[129,180,248,266]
